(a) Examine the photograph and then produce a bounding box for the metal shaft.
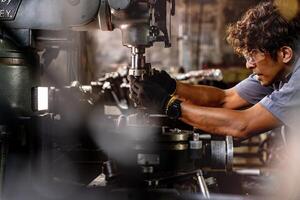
[196,171,210,199]
[128,47,147,78]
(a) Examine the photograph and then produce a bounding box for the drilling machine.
[99,0,174,79]
[96,1,233,195]
[0,0,234,199]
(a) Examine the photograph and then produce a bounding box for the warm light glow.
[275,0,299,21]
[120,24,129,29]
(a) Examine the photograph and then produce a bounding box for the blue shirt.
[235,58,300,127]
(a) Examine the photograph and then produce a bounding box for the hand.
[131,79,171,111]
[146,69,176,95]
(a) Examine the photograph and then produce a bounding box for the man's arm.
[180,102,281,138]
[176,82,250,109]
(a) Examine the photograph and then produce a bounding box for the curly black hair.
[226,0,300,60]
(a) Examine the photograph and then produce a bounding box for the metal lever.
[196,170,210,199]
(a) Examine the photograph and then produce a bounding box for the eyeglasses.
[243,50,266,65]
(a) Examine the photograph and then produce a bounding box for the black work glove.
[131,78,171,111]
[148,69,176,95]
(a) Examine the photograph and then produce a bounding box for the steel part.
[128,47,149,104]
[141,166,154,174]
[210,140,226,169]
[190,140,203,160]
[2,0,101,29]
[128,69,147,77]
[99,0,173,47]
[193,133,200,141]
[137,154,160,165]
[121,22,151,47]
[88,173,107,187]
[103,160,117,179]
[108,0,131,10]
[129,47,147,78]
[160,132,189,142]
[111,90,129,109]
[205,177,217,187]
[5,29,33,48]
[189,141,202,149]
[151,0,171,47]
[198,134,212,140]
[162,128,193,136]
[98,0,113,31]
[196,171,210,198]
[190,133,202,149]
[226,136,233,171]
[109,2,150,47]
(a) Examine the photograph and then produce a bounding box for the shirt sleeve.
[234,74,274,105]
[259,67,300,126]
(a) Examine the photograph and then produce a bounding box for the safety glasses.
[243,50,266,65]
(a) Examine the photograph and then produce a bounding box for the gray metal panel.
[2,0,100,30]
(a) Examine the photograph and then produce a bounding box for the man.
[131,0,300,138]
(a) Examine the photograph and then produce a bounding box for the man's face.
[244,50,287,86]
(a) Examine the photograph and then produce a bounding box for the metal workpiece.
[128,47,150,78]
[100,0,151,46]
[133,142,189,151]
[211,140,226,169]
[128,47,150,105]
[225,136,234,171]
[137,153,160,166]
[128,68,148,77]
[196,171,210,199]
[99,0,174,47]
[1,0,101,30]
[189,133,203,160]
[142,166,154,174]
[210,136,234,171]
[160,132,190,142]
[190,140,203,150]
[103,160,118,179]
[159,143,189,151]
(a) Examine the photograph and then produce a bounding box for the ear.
[279,46,293,63]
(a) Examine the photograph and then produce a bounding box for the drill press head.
[98,0,175,79]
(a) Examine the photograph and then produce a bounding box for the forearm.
[180,102,249,138]
[175,82,226,107]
